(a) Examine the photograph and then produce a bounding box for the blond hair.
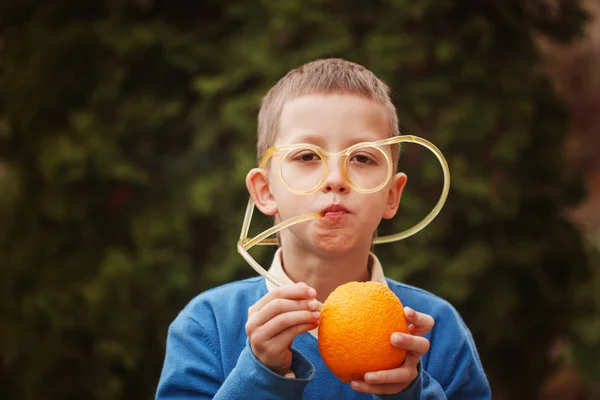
[257,58,400,164]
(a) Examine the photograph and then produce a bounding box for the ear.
[382,172,407,220]
[246,168,278,216]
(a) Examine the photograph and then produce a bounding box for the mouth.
[321,204,349,220]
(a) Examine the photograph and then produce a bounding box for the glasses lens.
[281,148,325,192]
[345,146,390,190]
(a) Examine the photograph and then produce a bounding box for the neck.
[279,243,372,303]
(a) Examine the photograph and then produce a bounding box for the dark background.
[1,0,599,398]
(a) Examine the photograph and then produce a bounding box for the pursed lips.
[321,205,349,220]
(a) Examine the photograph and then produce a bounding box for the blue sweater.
[156,277,491,399]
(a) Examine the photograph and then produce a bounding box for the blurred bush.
[0,0,593,398]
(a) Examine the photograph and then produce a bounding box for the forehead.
[277,93,388,147]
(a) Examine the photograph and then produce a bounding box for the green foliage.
[571,245,600,389]
[0,0,593,398]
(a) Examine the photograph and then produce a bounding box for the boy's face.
[247,93,407,256]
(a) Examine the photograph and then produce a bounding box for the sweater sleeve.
[371,305,491,400]
[370,348,488,400]
[370,361,445,400]
[425,310,490,399]
[156,312,316,399]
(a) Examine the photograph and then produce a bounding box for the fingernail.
[308,288,317,297]
[351,381,360,389]
[312,311,320,320]
[405,306,414,318]
[365,372,377,382]
[307,299,318,310]
[393,333,404,345]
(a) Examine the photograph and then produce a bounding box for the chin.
[313,231,358,254]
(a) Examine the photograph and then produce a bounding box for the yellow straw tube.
[237,135,451,289]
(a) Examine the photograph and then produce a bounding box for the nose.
[322,158,350,194]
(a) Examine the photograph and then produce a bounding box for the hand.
[351,307,435,395]
[246,282,320,376]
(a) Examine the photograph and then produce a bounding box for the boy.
[156,58,491,399]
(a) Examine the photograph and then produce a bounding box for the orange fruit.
[318,281,409,382]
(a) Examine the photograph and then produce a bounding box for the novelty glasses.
[237,135,450,288]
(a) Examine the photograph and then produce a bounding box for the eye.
[350,153,377,165]
[292,151,320,163]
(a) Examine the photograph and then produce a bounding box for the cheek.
[271,186,310,218]
[357,194,391,221]
[365,191,390,209]
[270,176,291,200]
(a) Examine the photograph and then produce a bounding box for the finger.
[247,298,319,332]
[390,332,430,355]
[362,363,419,386]
[250,283,317,314]
[252,310,320,341]
[404,307,434,336]
[403,351,422,370]
[350,380,406,395]
[269,320,320,350]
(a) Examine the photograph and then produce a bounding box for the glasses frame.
[237,135,451,288]
[259,141,393,195]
